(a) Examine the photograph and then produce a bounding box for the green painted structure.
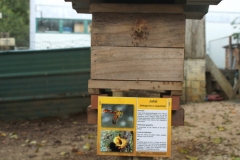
[0,47,90,120]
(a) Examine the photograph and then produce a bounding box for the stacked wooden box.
[87,4,186,126]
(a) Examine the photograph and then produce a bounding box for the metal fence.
[0,47,91,120]
[208,36,238,69]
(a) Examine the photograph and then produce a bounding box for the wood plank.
[89,80,183,91]
[206,55,233,99]
[171,90,182,96]
[92,13,185,48]
[233,79,240,98]
[90,4,184,13]
[91,47,184,81]
[87,105,184,126]
[88,88,101,94]
[185,19,205,58]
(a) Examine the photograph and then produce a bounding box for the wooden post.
[229,36,233,69]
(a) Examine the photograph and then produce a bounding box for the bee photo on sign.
[101,104,134,128]
[100,130,133,153]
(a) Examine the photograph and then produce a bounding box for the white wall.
[205,0,240,68]
[30,0,92,50]
[35,34,90,50]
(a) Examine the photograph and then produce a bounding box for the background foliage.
[231,17,240,42]
[0,0,29,48]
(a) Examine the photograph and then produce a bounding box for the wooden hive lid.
[65,0,222,19]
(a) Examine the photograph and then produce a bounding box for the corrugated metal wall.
[0,48,90,120]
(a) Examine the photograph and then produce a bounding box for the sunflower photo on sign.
[100,130,133,153]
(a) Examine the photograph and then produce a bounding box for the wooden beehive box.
[65,0,223,131]
[88,4,185,96]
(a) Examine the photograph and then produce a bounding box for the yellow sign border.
[97,97,171,157]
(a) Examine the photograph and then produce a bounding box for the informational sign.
[97,97,171,157]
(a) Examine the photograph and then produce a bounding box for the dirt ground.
[0,101,240,160]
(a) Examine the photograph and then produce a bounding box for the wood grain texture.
[171,90,182,96]
[185,19,205,58]
[89,80,183,91]
[206,55,233,99]
[92,13,185,48]
[91,47,184,81]
[233,79,240,98]
[90,4,184,13]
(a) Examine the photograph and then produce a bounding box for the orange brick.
[91,94,108,109]
[163,95,180,110]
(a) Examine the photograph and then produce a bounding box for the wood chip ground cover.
[0,101,240,160]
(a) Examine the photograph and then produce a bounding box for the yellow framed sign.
[97,97,171,157]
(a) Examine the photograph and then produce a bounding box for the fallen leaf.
[41,140,47,144]
[186,155,199,160]
[184,122,196,127]
[60,152,66,156]
[25,139,30,143]
[0,133,6,137]
[217,126,226,131]
[83,142,91,150]
[178,146,190,154]
[76,151,84,155]
[209,131,216,134]
[230,110,236,114]
[9,133,18,139]
[88,134,94,139]
[212,137,222,144]
[73,122,78,124]
[30,141,37,145]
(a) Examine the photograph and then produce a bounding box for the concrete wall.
[183,18,206,102]
[182,59,206,102]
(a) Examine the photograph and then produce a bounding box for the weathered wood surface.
[90,4,184,13]
[171,90,182,96]
[87,105,184,126]
[206,55,233,99]
[185,18,205,59]
[88,80,183,92]
[233,79,240,98]
[92,13,185,48]
[91,47,184,81]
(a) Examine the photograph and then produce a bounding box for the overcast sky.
[209,0,240,13]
